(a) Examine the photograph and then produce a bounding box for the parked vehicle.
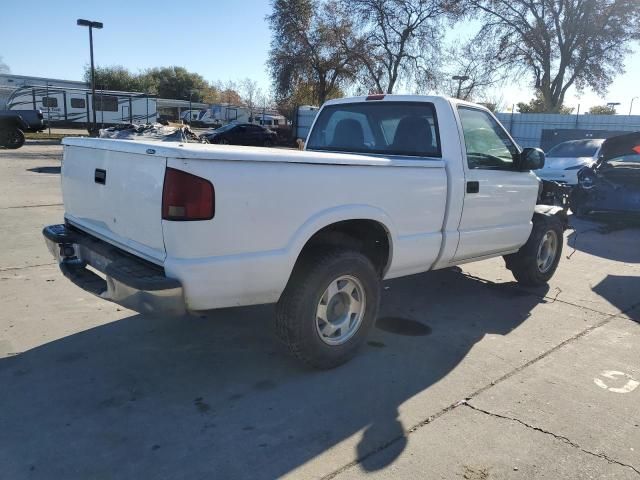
[0,109,45,149]
[6,86,157,128]
[43,95,565,368]
[535,139,604,185]
[571,132,640,217]
[251,113,287,129]
[200,122,277,146]
[192,104,250,127]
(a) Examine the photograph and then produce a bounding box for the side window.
[458,107,518,170]
[70,98,85,109]
[42,97,58,108]
[93,95,118,112]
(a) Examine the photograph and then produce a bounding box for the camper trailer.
[251,113,287,129]
[192,104,250,127]
[6,86,157,128]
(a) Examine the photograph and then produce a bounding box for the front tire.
[504,215,563,286]
[275,249,381,369]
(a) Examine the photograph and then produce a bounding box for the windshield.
[306,101,441,158]
[547,140,602,158]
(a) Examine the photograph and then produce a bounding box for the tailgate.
[62,142,167,264]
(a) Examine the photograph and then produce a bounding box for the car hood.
[599,131,640,162]
[541,156,594,170]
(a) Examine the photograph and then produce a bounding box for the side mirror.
[519,147,545,171]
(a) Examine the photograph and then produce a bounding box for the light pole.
[77,19,103,135]
[630,97,638,116]
[452,75,470,99]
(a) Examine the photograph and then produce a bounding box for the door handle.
[466,181,479,193]
[95,169,106,185]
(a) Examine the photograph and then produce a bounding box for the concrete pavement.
[0,143,638,479]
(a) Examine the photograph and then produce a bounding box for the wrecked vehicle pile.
[572,132,640,217]
[99,123,208,143]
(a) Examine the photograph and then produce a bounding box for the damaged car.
[571,132,640,217]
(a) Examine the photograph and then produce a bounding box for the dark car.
[571,131,640,217]
[200,123,277,147]
[0,110,46,149]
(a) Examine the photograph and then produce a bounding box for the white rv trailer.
[251,112,287,129]
[6,85,157,127]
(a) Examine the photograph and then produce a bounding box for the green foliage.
[84,65,223,103]
[587,105,617,115]
[517,92,574,114]
[268,0,359,105]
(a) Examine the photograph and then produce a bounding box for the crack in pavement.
[0,262,56,272]
[324,288,638,479]
[464,402,640,476]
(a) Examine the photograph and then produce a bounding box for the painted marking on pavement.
[594,370,639,393]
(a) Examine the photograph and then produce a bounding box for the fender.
[534,204,569,230]
[285,204,396,270]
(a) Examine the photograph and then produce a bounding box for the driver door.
[453,107,540,261]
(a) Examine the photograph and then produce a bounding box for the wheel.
[217,138,229,145]
[504,214,563,286]
[263,138,273,147]
[275,249,381,369]
[4,128,25,149]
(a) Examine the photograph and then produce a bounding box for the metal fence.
[496,112,640,150]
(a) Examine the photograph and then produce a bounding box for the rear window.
[306,101,441,158]
[547,140,601,158]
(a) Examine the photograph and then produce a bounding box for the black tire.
[263,138,273,147]
[504,214,564,286]
[4,128,25,149]
[275,249,381,369]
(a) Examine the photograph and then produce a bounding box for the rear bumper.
[43,224,185,315]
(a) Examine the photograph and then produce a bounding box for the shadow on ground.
[27,166,61,174]
[592,275,640,322]
[0,268,548,479]
[567,215,640,263]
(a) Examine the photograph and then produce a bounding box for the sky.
[1,0,638,113]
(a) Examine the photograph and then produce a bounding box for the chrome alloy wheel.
[537,230,559,273]
[315,275,366,346]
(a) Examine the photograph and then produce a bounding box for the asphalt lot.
[1,142,639,480]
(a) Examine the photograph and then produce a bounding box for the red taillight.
[162,167,215,221]
[366,94,385,101]
[633,145,640,154]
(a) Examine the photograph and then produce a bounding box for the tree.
[344,0,456,94]
[470,0,640,112]
[517,92,574,114]
[268,0,359,105]
[0,56,9,74]
[85,65,142,91]
[443,33,510,101]
[588,104,617,115]
[241,78,259,118]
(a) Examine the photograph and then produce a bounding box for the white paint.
[594,370,639,394]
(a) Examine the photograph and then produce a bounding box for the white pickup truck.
[44,95,566,368]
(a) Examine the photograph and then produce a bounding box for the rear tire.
[275,249,380,369]
[4,128,25,149]
[504,214,563,286]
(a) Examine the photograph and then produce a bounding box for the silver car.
[536,139,604,185]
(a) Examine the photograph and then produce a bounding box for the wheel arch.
[286,206,395,278]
